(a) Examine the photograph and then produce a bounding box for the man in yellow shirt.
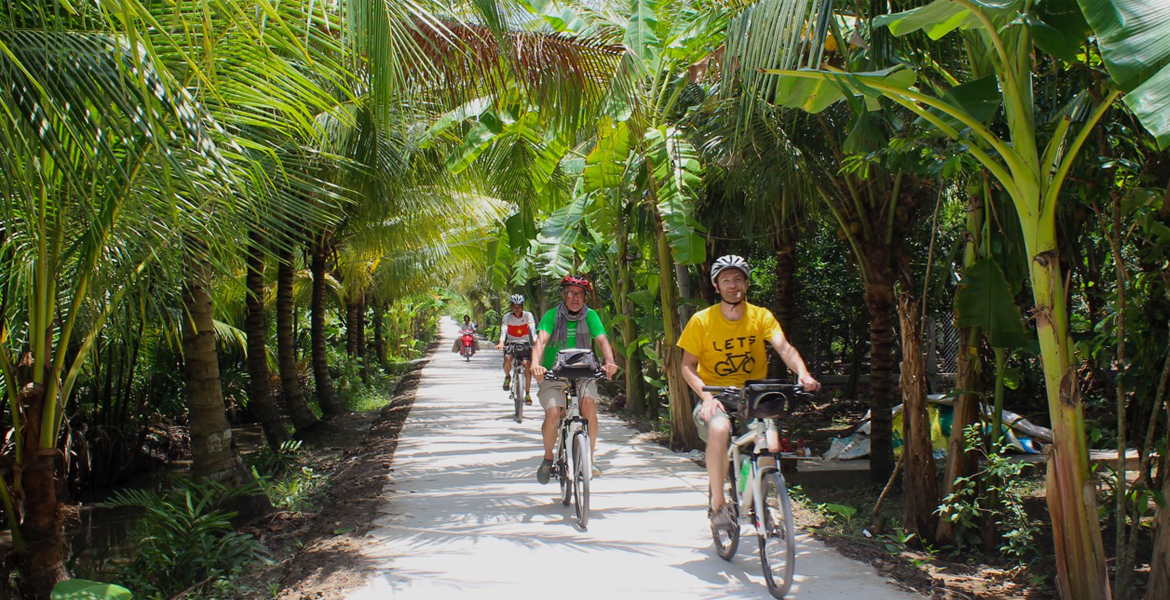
[678,255,821,530]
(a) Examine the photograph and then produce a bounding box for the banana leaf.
[954,259,1028,350]
[1077,0,1170,148]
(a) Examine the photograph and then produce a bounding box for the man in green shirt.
[531,275,618,483]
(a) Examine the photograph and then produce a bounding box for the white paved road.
[347,317,922,600]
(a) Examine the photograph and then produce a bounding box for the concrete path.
[347,317,923,600]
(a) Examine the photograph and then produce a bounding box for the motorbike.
[460,332,476,361]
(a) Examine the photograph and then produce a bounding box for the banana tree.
[763,0,1170,596]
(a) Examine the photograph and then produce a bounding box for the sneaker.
[710,505,735,530]
[591,464,602,479]
[524,394,533,405]
[536,458,553,485]
[502,376,511,390]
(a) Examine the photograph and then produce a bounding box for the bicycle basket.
[740,380,796,419]
[551,348,599,379]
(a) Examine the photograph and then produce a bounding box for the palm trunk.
[184,254,252,484]
[356,295,369,382]
[245,231,288,450]
[653,212,698,448]
[373,299,386,365]
[345,300,358,356]
[275,245,318,432]
[310,234,343,416]
[897,293,938,543]
[16,382,69,600]
[863,267,897,483]
[773,225,798,340]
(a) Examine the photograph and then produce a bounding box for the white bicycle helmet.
[509,294,525,305]
[710,255,751,284]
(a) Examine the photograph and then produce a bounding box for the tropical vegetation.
[1,0,1169,599]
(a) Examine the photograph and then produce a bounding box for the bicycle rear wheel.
[557,432,571,505]
[512,366,524,423]
[712,458,740,560]
[758,469,796,599]
[572,430,590,528]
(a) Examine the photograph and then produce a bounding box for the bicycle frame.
[728,419,776,529]
[550,376,589,483]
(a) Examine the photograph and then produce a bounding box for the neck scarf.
[550,302,591,348]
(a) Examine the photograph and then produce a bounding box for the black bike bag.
[551,348,599,379]
[740,379,797,419]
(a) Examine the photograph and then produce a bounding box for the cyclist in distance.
[677,255,821,530]
[496,294,537,404]
[531,275,619,482]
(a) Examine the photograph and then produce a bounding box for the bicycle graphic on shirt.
[714,352,756,376]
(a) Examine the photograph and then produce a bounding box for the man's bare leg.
[707,417,731,511]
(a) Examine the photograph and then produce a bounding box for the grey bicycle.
[703,380,811,599]
[505,341,531,423]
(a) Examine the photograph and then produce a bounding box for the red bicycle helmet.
[560,274,592,291]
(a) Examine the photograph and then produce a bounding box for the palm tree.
[244,229,290,449]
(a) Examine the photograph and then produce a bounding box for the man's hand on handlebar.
[532,365,548,380]
[602,362,618,380]
[495,342,504,351]
[797,373,821,392]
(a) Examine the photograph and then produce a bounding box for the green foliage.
[955,259,1029,349]
[935,426,1041,560]
[51,580,133,600]
[102,478,268,599]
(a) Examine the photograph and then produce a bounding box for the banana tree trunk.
[897,293,939,543]
[16,382,69,600]
[938,185,985,543]
[863,265,897,483]
[1146,334,1170,600]
[310,234,343,416]
[1028,234,1110,600]
[653,213,698,449]
[275,245,318,432]
[617,223,646,416]
[245,231,288,450]
[183,254,253,484]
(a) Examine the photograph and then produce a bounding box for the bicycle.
[702,380,811,599]
[545,349,601,529]
[504,341,532,423]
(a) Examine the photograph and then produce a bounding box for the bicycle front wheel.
[712,458,740,561]
[557,433,571,506]
[572,431,590,528]
[512,367,524,423]
[758,469,796,599]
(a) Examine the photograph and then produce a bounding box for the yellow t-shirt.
[677,303,783,386]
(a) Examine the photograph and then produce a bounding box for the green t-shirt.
[537,307,606,370]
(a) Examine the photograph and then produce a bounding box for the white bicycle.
[703,381,811,599]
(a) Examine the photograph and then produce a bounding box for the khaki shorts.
[538,378,599,410]
[692,400,779,442]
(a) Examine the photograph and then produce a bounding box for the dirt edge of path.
[242,352,431,600]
